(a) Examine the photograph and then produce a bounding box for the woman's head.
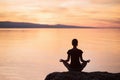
[72,39,78,47]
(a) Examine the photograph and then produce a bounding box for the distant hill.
[0,21,92,28]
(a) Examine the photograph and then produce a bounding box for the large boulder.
[45,71,120,80]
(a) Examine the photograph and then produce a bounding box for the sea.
[0,28,120,80]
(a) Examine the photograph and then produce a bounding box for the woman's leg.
[81,61,87,71]
[61,60,71,71]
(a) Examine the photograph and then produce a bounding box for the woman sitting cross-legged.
[60,39,90,72]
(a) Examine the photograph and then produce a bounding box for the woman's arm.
[80,53,90,63]
[60,54,70,62]
[65,54,70,62]
[80,53,86,62]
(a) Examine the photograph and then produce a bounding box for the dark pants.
[61,60,87,72]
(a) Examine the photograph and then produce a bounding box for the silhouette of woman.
[60,39,90,71]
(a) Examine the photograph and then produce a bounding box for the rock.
[45,71,120,80]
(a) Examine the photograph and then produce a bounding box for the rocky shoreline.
[45,71,120,80]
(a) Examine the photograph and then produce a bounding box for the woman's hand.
[86,59,90,63]
[59,59,64,62]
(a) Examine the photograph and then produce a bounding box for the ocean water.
[0,28,120,80]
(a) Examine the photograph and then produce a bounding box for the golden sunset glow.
[0,0,120,27]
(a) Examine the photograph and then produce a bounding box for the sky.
[0,0,120,27]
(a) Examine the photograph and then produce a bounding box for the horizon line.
[0,21,120,29]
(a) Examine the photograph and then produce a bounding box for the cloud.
[0,12,39,23]
[93,18,120,24]
[36,7,69,14]
[0,0,120,27]
[105,19,120,24]
[89,0,120,4]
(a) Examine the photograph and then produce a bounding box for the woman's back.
[67,48,83,68]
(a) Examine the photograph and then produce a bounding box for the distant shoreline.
[0,21,120,29]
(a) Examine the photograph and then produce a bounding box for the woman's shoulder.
[77,49,83,53]
[67,49,73,52]
[68,48,83,53]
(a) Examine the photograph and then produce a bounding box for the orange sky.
[0,0,120,27]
